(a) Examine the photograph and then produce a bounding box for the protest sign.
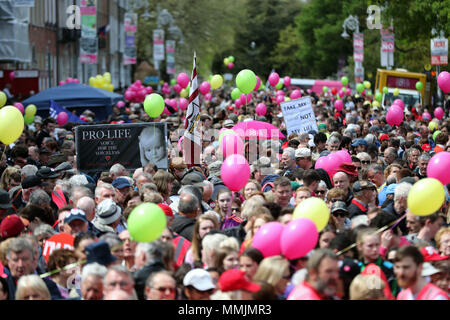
[42,233,75,263]
[75,123,168,172]
[280,96,318,135]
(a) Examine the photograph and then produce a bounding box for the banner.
[280,97,318,135]
[80,0,97,64]
[431,37,448,65]
[153,29,165,63]
[75,123,168,172]
[353,33,364,62]
[124,13,138,65]
[166,40,176,75]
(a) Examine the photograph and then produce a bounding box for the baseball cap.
[318,123,327,132]
[158,203,173,218]
[352,180,377,193]
[112,177,132,189]
[181,171,206,186]
[330,201,349,215]
[37,166,60,179]
[420,246,449,262]
[64,208,88,225]
[421,144,432,152]
[223,120,234,128]
[218,269,261,293]
[0,214,25,239]
[85,241,117,266]
[351,138,368,147]
[379,134,390,142]
[183,268,216,291]
[295,148,311,158]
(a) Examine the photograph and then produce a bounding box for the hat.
[379,134,390,142]
[0,190,12,210]
[420,246,449,262]
[158,203,173,218]
[369,126,380,133]
[318,123,327,132]
[64,208,88,225]
[351,138,368,147]
[112,177,132,189]
[421,144,432,152]
[181,171,205,186]
[54,161,73,173]
[385,183,397,195]
[36,166,60,179]
[0,215,25,238]
[39,147,51,155]
[352,180,377,193]
[330,201,349,215]
[34,116,43,124]
[336,162,358,177]
[21,175,48,189]
[372,106,379,111]
[421,262,443,277]
[223,120,234,128]
[208,161,223,177]
[399,177,416,185]
[96,199,122,225]
[218,269,261,293]
[228,113,238,123]
[183,268,216,291]
[295,148,311,158]
[47,153,68,168]
[85,241,117,266]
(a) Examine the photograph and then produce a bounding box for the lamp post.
[342,15,364,84]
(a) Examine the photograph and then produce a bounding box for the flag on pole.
[49,100,85,123]
[183,52,202,167]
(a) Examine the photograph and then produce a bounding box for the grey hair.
[21,165,38,178]
[418,153,431,162]
[71,185,93,202]
[139,183,158,194]
[283,147,296,160]
[33,224,57,239]
[99,233,123,249]
[145,270,174,289]
[6,238,35,260]
[110,163,126,175]
[394,182,412,201]
[328,135,340,145]
[29,189,51,206]
[69,174,89,187]
[356,152,371,161]
[82,262,108,280]
[344,128,357,140]
[178,192,199,214]
[135,241,164,263]
[56,179,72,195]
[368,163,383,174]
[95,183,115,198]
[306,249,338,277]
[318,180,327,189]
[104,264,134,285]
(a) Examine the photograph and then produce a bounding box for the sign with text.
[280,97,318,135]
[80,0,97,64]
[431,38,448,65]
[75,123,168,172]
[153,29,165,62]
[42,233,74,263]
[124,13,138,65]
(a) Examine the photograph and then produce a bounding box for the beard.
[397,271,418,289]
[313,278,338,298]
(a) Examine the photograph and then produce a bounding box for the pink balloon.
[220,154,250,192]
[246,93,252,103]
[334,100,344,111]
[173,84,182,93]
[177,136,184,151]
[9,72,15,79]
[234,99,242,108]
[13,103,24,114]
[124,90,135,101]
[177,73,190,89]
[240,94,247,106]
[227,62,234,69]
[283,76,291,87]
[254,76,261,91]
[437,71,450,94]
[252,222,284,258]
[346,88,351,96]
[276,95,284,105]
[135,80,142,86]
[221,134,244,159]
[386,107,403,126]
[169,99,177,108]
[204,93,212,101]
[315,156,335,176]
[268,72,280,87]
[200,81,211,95]
[256,103,267,116]
[427,152,450,185]
[73,79,80,84]
[59,81,66,86]
[57,112,69,126]
[338,90,345,98]
[335,150,352,164]
[434,107,444,120]
[146,86,153,94]
[290,89,301,100]
[179,98,188,110]
[422,112,431,121]
[281,218,318,260]
[66,77,73,83]
[276,90,285,96]
[393,99,404,109]
[116,101,125,108]
[307,89,312,94]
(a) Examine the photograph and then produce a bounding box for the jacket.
[261,174,280,192]
[208,175,229,201]
[287,281,323,300]
[171,215,196,242]
[133,258,166,300]
[397,283,448,300]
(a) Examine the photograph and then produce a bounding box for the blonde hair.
[241,196,266,220]
[15,275,51,300]
[218,236,240,251]
[435,227,450,251]
[253,255,289,288]
[0,237,15,265]
[349,274,385,300]
[1,166,20,190]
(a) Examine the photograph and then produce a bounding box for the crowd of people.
[0,82,449,301]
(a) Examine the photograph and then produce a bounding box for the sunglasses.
[316,190,326,195]
[231,207,240,212]
[332,211,348,218]
[153,287,176,294]
[330,198,343,203]
[361,160,371,164]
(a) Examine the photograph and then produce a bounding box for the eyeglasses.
[361,160,371,164]
[316,190,326,195]
[153,287,176,294]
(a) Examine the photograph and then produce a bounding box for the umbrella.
[232,120,286,140]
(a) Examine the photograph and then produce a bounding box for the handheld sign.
[280,96,318,135]
[42,233,75,263]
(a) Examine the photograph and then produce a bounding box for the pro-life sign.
[280,96,318,135]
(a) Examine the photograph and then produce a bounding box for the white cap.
[183,269,216,291]
[295,148,311,158]
[421,262,442,277]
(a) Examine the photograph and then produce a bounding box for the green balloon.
[322,86,328,93]
[236,69,257,94]
[219,129,236,144]
[356,83,365,93]
[375,92,382,102]
[231,88,242,100]
[228,56,235,63]
[24,115,34,125]
[341,76,349,86]
[127,203,167,242]
[144,93,165,118]
[170,79,176,86]
[276,80,283,90]
[383,87,388,94]
[416,81,423,91]
[433,130,441,141]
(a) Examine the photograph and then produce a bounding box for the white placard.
[280,96,318,135]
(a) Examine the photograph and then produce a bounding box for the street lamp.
[342,15,363,84]
[342,15,360,39]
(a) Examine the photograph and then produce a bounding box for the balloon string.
[336,213,407,256]
[2,145,7,162]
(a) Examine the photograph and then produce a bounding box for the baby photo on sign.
[138,124,168,169]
